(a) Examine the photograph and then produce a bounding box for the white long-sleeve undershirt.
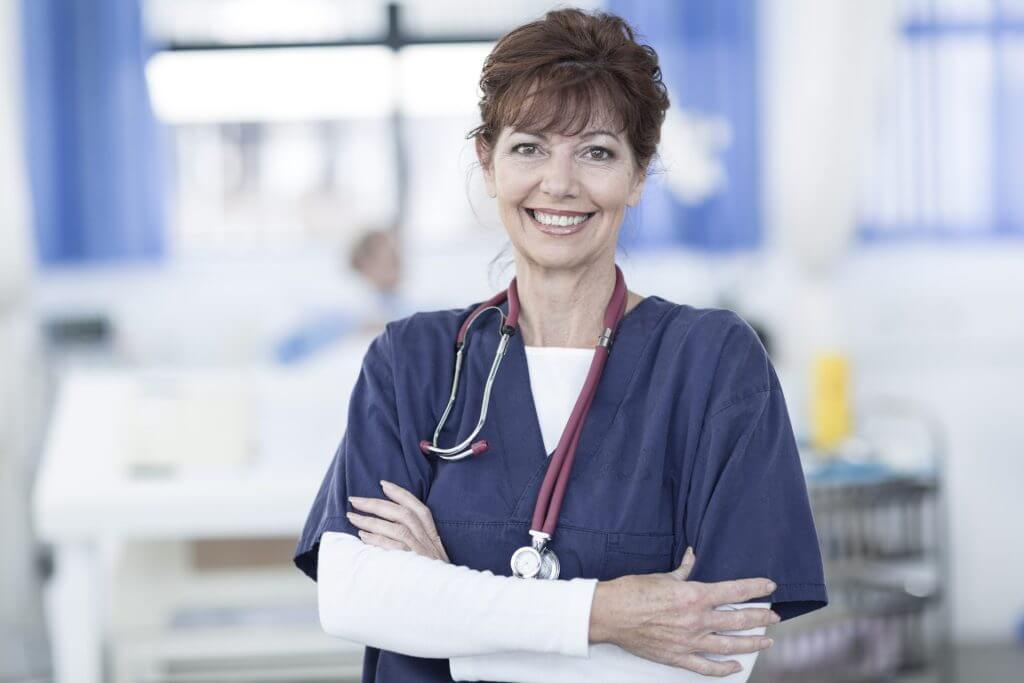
[317,530,597,658]
[317,533,767,681]
[314,345,767,681]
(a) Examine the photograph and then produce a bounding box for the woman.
[294,8,827,682]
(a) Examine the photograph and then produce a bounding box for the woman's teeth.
[530,209,593,226]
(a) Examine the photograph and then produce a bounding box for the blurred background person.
[272,226,413,364]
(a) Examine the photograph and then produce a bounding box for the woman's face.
[478,111,646,272]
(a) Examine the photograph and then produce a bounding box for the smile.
[524,208,596,236]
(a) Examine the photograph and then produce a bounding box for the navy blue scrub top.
[294,294,828,682]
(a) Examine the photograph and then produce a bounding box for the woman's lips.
[525,208,595,236]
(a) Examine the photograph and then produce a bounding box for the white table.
[31,345,369,683]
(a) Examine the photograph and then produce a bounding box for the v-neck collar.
[483,294,674,522]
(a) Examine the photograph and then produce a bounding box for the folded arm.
[318,531,766,681]
[317,530,595,658]
[450,599,767,682]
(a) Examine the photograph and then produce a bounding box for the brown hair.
[468,7,670,177]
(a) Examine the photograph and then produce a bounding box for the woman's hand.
[589,547,779,677]
[346,480,450,563]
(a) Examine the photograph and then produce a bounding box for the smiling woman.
[465,2,669,288]
[473,83,658,283]
[295,7,826,683]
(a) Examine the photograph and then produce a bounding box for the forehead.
[497,78,625,142]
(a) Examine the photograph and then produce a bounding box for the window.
[142,0,603,256]
[857,0,1024,243]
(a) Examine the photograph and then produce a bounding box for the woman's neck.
[512,259,643,348]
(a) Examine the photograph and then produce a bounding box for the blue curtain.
[19,0,166,266]
[607,0,761,252]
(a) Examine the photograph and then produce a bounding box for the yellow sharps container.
[810,352,852,452]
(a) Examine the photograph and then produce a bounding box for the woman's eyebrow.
[513,128,620,141]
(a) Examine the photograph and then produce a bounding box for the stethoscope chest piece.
[511,531,560,580]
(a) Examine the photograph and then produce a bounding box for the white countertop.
[32,340,371,543]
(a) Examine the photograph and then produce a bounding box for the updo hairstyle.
[468,7,671,178]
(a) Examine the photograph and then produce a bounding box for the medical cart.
[751,397,953,683]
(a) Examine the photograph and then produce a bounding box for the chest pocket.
[598,531,676,580]
[437,520,675,582]
[435,521,612,580]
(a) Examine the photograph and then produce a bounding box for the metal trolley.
[752,398,953,683]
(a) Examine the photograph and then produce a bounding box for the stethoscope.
[419,265,628,579]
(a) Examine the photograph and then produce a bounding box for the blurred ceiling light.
[146,47,395,123]
[144,0,381,45]
[397,43,492,117]
[147,43,493,124]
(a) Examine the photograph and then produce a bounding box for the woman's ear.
[475,137,496,198]
[626,168,647,207]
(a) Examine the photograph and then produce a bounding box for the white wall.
[760,0,1024,643]
[838,247,1024,643]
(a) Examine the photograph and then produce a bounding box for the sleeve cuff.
[559,577,599,658]
[448,576,598,682]
[768,582,828,621]
[491,574,598,658]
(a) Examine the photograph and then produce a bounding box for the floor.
[1,341,54,683]
[896,645,1024,683]
[1,455,53,683]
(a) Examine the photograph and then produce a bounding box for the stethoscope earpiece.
[419,438,488,457]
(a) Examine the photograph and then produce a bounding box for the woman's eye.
[511,143,612,161]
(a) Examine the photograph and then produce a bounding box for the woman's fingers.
[346,511,430,556]
[346,485,451,563]
[670,546,696,580]
[706,607,779,632]
[349,496,427,537]
[675,653,742,677]
[703,578,777,606]
[357,530,408,551]
[348,496,432,549]
[380,481,450,561]
[694,633,773,657]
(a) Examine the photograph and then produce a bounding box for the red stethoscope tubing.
[528,267,627,536]
[422,264,628,541]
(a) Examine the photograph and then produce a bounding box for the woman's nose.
[538,152,579,198]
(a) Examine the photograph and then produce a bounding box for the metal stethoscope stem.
[423,308,511,461]
[418,283,521,461]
